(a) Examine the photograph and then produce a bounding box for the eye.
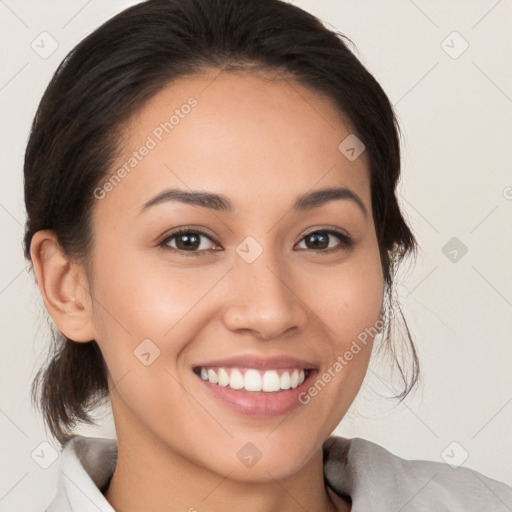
[159,228,218,256]
[296,229,353,253]
[158,227,353,257]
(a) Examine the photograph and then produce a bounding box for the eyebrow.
[138,186,368,217]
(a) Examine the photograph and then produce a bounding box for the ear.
[30,230,96,343]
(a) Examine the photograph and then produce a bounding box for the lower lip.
[195,370,317,417]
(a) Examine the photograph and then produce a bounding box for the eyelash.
[158,227,353,257]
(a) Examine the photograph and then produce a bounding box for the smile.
[193,366,318,417]
[194,366,311,392]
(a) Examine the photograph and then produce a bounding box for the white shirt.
[45,435,512,511]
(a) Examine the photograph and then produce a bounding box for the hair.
[24,0,419,448]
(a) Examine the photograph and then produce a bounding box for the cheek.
[88,245,223,383]
[90,245,200,336]
[290,251,384,434]
[91,233,384,369]
[304,247,384,391]
[311,251,383,344]
[87,248,199,412]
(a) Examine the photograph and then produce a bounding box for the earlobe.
[30,230,96,343]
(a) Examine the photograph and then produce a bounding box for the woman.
[24,0,512,510]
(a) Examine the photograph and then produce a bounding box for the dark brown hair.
[24,0,419,448]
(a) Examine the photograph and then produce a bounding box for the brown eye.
[158,227,353,258]
[160,229,217,255]
[296,229,353,252]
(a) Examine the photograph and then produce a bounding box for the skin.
[31,69,384,512]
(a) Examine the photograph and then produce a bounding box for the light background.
[1,0,511,510]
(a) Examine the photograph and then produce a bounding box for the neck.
[103,386,351,512]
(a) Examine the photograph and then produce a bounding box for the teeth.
[207,368,218,384]
[280,371,291,390]
[291,369,299,388]
[262,370,281,392]
[229,369,244,390]
[197,367,307,392]
[218,368,230,387]
[245,369,262,391]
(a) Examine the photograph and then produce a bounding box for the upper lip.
[193,354,318,371]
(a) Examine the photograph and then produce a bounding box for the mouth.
[192,365,319,417]
[193,366,315,393]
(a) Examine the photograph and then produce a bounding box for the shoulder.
[323,436,512,511]
[45,435,117,512]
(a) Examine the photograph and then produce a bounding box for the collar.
[46,434,512,511]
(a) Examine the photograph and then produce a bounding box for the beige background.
[1,0,511,510]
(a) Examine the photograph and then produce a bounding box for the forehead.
[96,69,371,220]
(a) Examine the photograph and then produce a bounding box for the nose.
[221,247,308,340]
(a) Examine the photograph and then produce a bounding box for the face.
[86,69,384,480]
